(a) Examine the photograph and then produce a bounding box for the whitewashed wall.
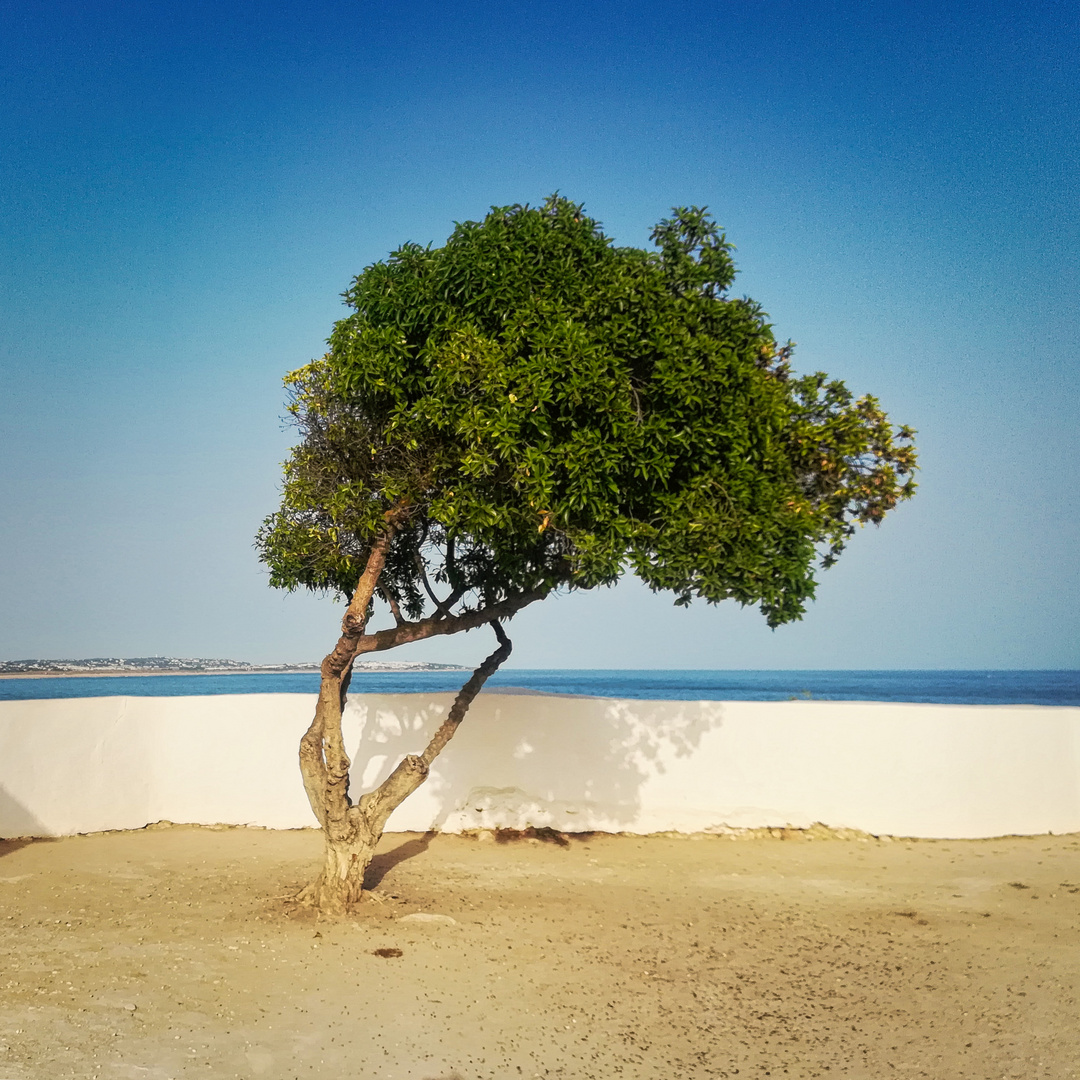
[1,693,1078,840]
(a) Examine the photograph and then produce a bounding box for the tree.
[257,196,917,912]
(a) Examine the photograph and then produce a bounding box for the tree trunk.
[295,816,381,912]
[295,620,512,913]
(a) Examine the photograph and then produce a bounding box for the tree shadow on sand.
[364,831,437,889]
[344,691,726,835]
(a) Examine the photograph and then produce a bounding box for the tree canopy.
[258,195,916,630]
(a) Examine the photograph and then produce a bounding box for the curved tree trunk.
[296,620,513,914]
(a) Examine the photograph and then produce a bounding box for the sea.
[1,670,1078,706]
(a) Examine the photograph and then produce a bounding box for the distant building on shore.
[0,657,467,675]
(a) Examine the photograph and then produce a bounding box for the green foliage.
[257,197,916,627]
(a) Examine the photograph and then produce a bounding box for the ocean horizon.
[1,669,1078,707]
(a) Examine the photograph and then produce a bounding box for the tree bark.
[297,528,397,832]
[295,617,514,914]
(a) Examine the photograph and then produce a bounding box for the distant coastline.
[0,657,469,680]
[0,669,312,681]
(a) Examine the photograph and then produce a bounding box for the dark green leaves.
[258,197,917,628]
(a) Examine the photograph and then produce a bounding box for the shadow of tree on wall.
[0,785,50,854]
[344,693,726,833]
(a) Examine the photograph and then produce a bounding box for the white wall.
[1,693,1078,840]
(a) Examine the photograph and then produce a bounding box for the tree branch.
[352,586,548,657]
[435,584,468,618]
[379,585,407,627]
[325,526,398,679]
[420,620,511,767]
[299,503,410,832]
[445,533,457,588]
[414,549,461,618]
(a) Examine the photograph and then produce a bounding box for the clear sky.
[1,0,1077,669]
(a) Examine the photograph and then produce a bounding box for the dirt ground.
[0,826,1078,1080]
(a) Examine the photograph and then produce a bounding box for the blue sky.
[1,0,1076,668]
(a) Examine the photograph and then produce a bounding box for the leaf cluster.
[257,197,916,627]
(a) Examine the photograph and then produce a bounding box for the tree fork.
[295,622,513,913]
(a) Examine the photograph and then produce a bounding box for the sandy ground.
[0,827,1078,1080]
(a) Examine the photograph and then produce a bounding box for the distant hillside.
[0,657,468,675]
